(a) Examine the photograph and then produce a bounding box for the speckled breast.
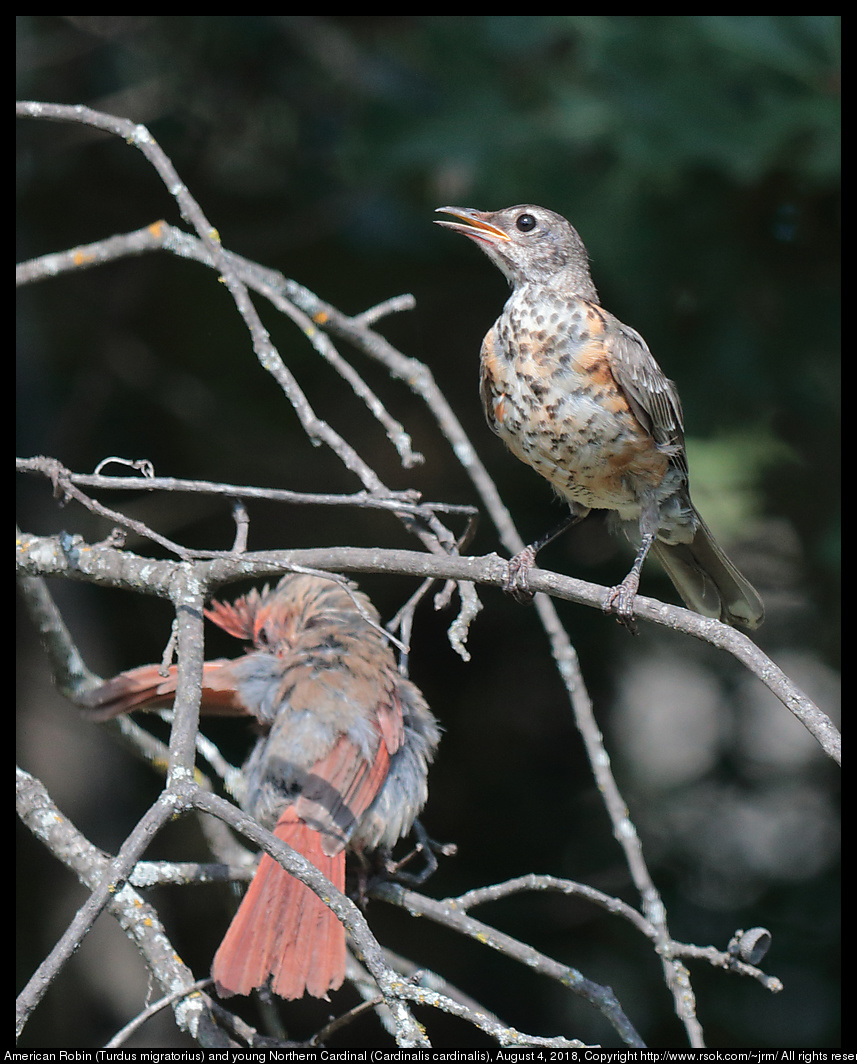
[479,285,671,520]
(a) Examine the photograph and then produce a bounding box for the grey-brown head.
[435,204,598,300]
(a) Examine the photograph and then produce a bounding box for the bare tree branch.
[372,881,645,1046]
[17,529,838,763]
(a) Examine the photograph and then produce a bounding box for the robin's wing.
[606,321,688,476]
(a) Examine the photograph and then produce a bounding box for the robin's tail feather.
[652,517,764,629]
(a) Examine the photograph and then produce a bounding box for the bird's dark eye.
[516,213,537,233]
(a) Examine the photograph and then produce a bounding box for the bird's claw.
[505,547,537,605]
[604,577,640,634]
[382,822,457,886]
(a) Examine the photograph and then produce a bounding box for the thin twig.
[373,881,645,1047]
[105,979,214,1048]
[450,873,783,993]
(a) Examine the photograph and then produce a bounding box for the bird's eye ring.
[516,213,537,233]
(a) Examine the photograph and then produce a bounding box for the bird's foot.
[604,574,641,634]
[382,822,458,886]
[505,546,537,605]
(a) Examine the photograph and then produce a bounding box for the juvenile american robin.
[435,204,764,629]
[81,573,441,999]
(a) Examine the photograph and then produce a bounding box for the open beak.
[434,206,510,246]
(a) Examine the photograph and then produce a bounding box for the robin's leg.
[506,504,588,605]
[605,528,656,632]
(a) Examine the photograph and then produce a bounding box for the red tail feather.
[212,808,346,1000]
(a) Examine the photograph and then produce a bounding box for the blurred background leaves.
[17,16,839,1049]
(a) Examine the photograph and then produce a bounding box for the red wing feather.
[79,660,253,720]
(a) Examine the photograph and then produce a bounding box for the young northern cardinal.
[80,573,441,1000]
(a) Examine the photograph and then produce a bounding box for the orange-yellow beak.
[434,206,511,245]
